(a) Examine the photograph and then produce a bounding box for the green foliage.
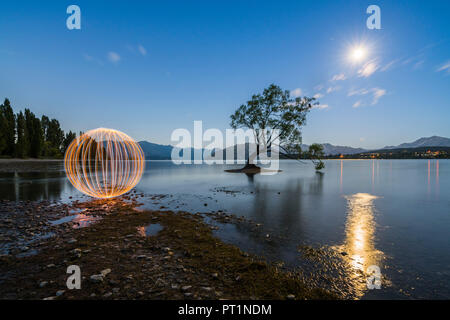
[0,98,76,158]
[0,99,16,156]
[15,111,28,158]
[307,143,325,171]
[314,160,325,171]
[0,110,6,155]
[230,84,317,161]
[30,115,44,158]
[63,131,76,154]
[42,116,64,153]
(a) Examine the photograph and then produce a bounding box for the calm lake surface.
[1,159,449,299]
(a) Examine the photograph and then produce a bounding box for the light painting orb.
[64,128,145,198]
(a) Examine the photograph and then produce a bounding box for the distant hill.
[301,143,367,155]
[383,136,450,149]
[333,146,450,159]
[138,136,450,159]
[137,141,365,159]
[138,141,207,160]
[138,141,172,160]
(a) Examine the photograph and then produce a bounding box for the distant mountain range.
[138,141,173,160]
[300,143,367,156]
[138,136,450,159]
[382,136,450,149]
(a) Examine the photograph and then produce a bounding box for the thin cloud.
[380,59,397,72]
[371,88,386,105]
[401,54,425,71]
[358,59,379,78]
[402,57,415,66]
[349,87,386,106]
[138,45,147,56]
[107,51,121,63]
[313,93,324,99]
[83,53,104,66]
[331,73,346,81]
[83,54,94,62]
[314,84,324,91]
[413,60,424,70]
[348,88,370,96]
[353,100,362,108]
[326,86,340,94]
[312,104,329,110]
[436,60,450,74]
[290,88,302,97]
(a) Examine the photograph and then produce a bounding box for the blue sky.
[0,0,449,149]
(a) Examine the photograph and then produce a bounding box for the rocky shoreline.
[0,195,337,300]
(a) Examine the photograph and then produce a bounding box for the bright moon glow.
[350,46,367,62]
[64,128,145,198]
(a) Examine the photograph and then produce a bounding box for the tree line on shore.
[0,98,77,158]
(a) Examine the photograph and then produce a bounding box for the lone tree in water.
[230,84,325,171]
[307,143,325,171]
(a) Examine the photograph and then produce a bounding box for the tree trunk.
[243,144,260,169]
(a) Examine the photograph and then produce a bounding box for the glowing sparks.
[64,128,145,198]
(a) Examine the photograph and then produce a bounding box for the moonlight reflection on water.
[334,193,386,297]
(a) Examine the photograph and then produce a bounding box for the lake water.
[0,159,449,299]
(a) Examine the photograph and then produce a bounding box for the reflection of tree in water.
[0,171,70,201]
[229,172,325,264]
[249,172,324,225]
[245,172,255,184]
[308,172,324,194]
[0,172,16,200]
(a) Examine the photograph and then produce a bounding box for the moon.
[350,46,367,63]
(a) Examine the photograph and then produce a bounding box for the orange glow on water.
[64,128,145,198]
[428,160,431,195]
[333,192,385,297]
[436,160,439,183]
[371,160,375,188]
[344,193,379,271]
[436,160,440,196]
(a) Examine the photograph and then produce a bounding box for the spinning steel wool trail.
[64,128,145,198]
